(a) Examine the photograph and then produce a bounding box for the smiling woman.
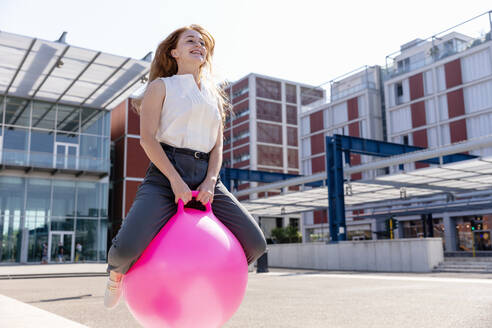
[104,24,268,315]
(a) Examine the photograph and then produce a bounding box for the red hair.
[131,24,231,127]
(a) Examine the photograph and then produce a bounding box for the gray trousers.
[106,146,267,274]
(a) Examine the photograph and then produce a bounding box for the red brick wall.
[125,180,142,216]
[114,180,123,221]
[444,58,462,89]
[233,115,249,125]
[127,101,140,135]
[232,93,248,104]
[111,101,126,141]
[313,209,327,224]
[347,97,358,121]
[309,111,324,133]
[410,101,427,127]
[114,138,125,179]
[409,73,424,100]
[447,89,467,144]
[232,78,248,93]
[126,137,150,178]
[450,119,468,143]
[410,96,428,169]
[347,97,361,180]
[311,156,325,173]
[413,129,429,169]
[447,89,465,118]
[310,133,324,155]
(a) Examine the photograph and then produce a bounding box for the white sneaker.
[104,276,123,309]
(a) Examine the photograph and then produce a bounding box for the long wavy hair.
[131,24,231,127]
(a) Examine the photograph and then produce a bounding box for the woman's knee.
[245,233,267,264]
[108,240,141,265]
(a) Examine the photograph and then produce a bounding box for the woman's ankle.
[109,271,123,282]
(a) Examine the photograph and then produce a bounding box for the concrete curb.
[0,272,108,280]
[0,294,89,328]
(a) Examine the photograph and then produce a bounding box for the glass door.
[54,142,79,169]
[475,231,492,250]
[48,231,74,263]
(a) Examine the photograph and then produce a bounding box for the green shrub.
[271,226,302,243]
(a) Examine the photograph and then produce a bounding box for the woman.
[104,24,267,309]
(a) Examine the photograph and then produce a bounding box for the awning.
[0,30,151,110]
[240,156,492,216]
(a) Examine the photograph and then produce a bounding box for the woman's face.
[171,29,207,66]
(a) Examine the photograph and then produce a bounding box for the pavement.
[0,263,109,279]
[1,263,492,327]
[0,293,88,328]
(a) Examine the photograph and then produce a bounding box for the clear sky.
[0,0,491,86]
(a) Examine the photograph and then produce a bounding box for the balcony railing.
[331,81,377,102]
[1,149,109,173]
[384,11,492,80]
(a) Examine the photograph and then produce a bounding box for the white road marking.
[260,271,492,284]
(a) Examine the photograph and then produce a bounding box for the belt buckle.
[194,151,200,159]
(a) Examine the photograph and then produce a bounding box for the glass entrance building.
[0,31,150,264]
[0,95,110,263]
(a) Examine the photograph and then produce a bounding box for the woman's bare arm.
[139,79,182,186]
[205,119,224,183]
[195,117,223,205]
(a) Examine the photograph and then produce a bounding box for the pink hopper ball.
[122,190,249,328]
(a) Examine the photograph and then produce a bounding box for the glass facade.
[0,96,110,172]
[0,95,110,264]
[0,176,108,263]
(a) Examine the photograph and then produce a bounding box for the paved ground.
[1,265,492,327]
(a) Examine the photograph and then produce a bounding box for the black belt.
[160,143,210,161]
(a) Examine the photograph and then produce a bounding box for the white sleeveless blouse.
[154,74,221,153]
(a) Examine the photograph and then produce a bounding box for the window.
[232,79,248,99]
[256,77,281,100]
[232,87,248,99]
[57,105,80,133]
[257,145,282,167]
[81,108,105,135]
[287,127,298,146]
[232,130,250,142]
[30,129,55,167]
[396,83,403,97]
[257,122,282,144]
[77,181,100,217]
[288,149,298,168]
[233,153,250,163]
[286,105,297,125]
[52,180,76,218]
[235,107,249,119]
[5,97,30,127]
[32,101,55,130]
[257,100,281,122]
[301,87,324,106]
[289,218,299,229]
[286,84,297,104]
[397,57,410,73]
[3,126,29,166]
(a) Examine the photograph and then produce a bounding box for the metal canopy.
[0,30,151,110]
[240,156,492,216]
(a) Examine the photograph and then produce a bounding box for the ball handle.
[177,190,212,214]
